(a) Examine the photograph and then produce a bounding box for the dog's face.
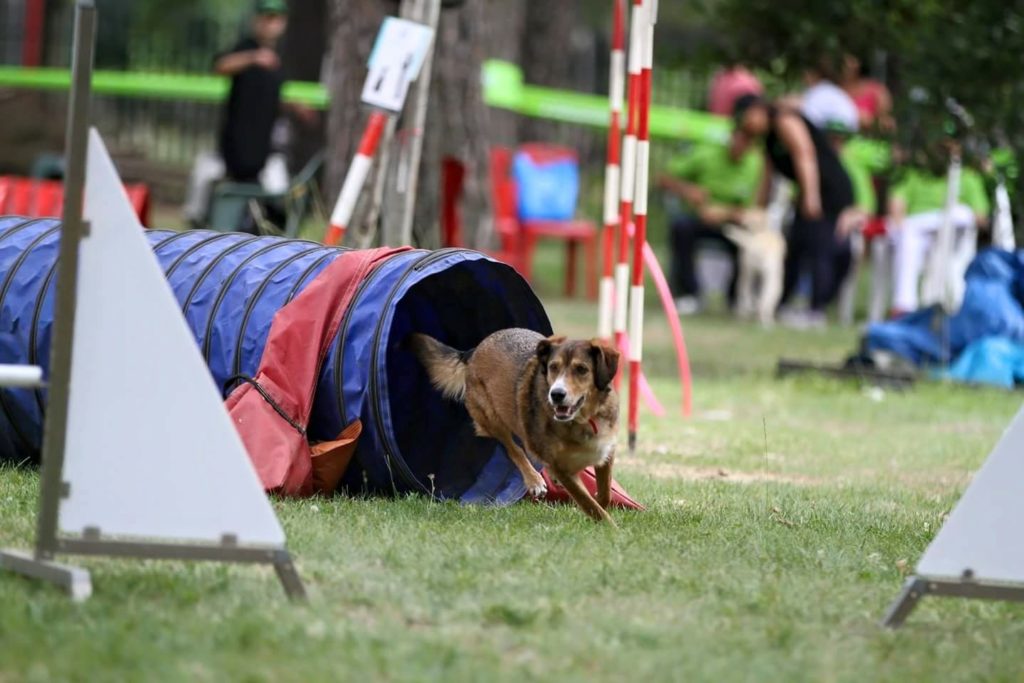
[536,336,619,422]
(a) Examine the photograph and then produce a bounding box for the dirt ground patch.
[618,460,820,486]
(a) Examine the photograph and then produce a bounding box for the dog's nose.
[549,387,567,404]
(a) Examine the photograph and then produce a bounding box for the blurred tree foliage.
[694,0,1024,174]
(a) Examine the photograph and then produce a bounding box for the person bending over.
[734,94,855,329]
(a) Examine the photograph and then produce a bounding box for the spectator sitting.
[657,127,763,315]
[887,144,991,316]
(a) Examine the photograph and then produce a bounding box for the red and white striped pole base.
[614,0,645,389]
[627,0,655,454]
[324,111,389,246]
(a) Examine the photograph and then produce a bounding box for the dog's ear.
[589,339,620,391]
[536,335,566,367]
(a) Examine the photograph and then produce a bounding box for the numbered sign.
[360,17,435,113]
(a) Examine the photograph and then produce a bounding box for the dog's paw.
[525,478,548,498]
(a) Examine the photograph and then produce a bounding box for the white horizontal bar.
[0,364,44,388]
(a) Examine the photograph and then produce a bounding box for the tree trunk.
[326,0,494,249]
[482,0,526,147]
[412,0,494,249]
[324,0,390,211]
[281,0,328,175]
[519,0,578,143]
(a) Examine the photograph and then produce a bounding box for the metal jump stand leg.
[0,0,96,602]
[1,0,306,603]
[882,575,1024,628]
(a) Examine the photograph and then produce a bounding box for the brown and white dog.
[410,329,620,524]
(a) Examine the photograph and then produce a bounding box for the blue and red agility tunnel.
[0,216,556,505]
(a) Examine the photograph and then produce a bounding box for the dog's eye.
[574,364,589,376]
[548,362,561,374]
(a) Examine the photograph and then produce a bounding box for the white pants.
[181,152,290,225]
[890,204,976,312]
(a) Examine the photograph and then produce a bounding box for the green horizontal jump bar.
[0,63,898,170]
[0,66,329,108]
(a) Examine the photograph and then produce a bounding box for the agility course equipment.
[0,1,304,601]
[883,402,1024,627]
[597,0,691,437]
[0,215,556,504]
[598,0,626,342]
[627,0,656,452]
[614,0,644,366]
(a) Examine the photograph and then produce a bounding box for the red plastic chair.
[439,155,519,267]
[0,176,151,226]
[490,145,598,299]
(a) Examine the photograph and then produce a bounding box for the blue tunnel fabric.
[0,217,552,505]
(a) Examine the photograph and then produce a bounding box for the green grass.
[2,293,1023,681]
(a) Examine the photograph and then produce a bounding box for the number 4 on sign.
[360,17,435,113]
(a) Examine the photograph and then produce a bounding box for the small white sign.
[360,17,435,113]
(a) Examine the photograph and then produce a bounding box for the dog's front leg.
[496,433,548,498]
[551,465,615,525]
[595,451,615,509]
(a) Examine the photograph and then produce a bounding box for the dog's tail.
[408,333,471,402]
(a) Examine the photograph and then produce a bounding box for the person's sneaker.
[779,309,827,330]
[675,296,701,316]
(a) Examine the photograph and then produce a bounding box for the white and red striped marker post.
[627,0,655,453]
[324,111,389,246]
[598,0,626,342]
[614,0,646,388]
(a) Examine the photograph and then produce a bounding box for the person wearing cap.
[213,0,311,183]
[657,128,764,315]
[734,93,856,329]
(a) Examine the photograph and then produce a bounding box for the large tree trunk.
[281,0,328,175]
[519,0,578,143]
[412,0,494,249]
[325,0,496,249]
[324,0,390,210]
[482,0,526,147]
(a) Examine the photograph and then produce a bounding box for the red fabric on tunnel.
[226,247,411,496]
[539,468,645,510]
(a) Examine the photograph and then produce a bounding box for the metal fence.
[2,2,714,205]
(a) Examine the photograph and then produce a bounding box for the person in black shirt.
[734,94,855,328]
[214,0,307,183]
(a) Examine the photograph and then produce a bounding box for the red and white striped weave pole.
[324,111,389,246]
[627,0,655,453]
[614,0,645,387]
[598,0,626,342]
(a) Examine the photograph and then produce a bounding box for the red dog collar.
[588,418,599,435]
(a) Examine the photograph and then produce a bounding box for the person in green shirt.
[888,147,991,313]
[657,129,763,314]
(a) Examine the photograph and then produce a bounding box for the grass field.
[2,281,1023,680]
